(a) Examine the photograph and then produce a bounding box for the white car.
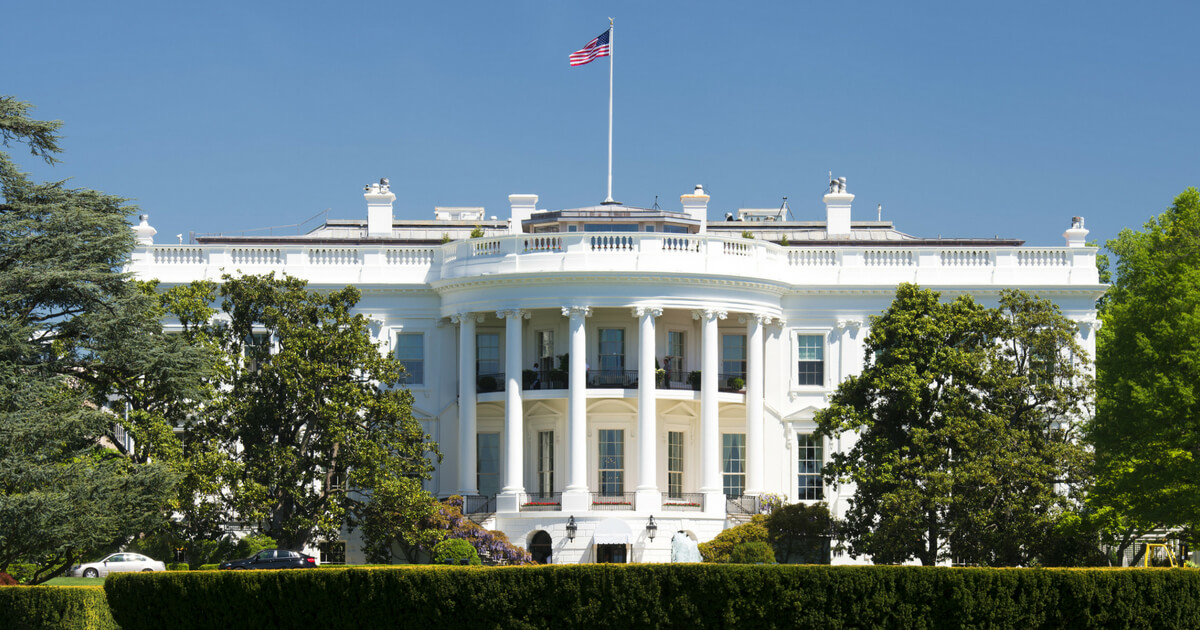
[70,553,166,577]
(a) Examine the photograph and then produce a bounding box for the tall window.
[477,333,500,376]
[797,334,824,386]
[721,334,747,380]
[395,333,424,385]
[477,433,500,497]
[537,330,555,373]
[537,431,554,497]
[722,433,746,498]
[798,434,824,500]
[666,331,685,383]
[668,431,684,498]
[598,329,625,372]
[598,429,624,496]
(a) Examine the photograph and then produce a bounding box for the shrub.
[469,225,484,238]
[687,370,702,390]
[0,585,116,629]
[698,514,768,563]
[742,230,754,239]
[727,377,745,390]
[765,502,833,564]
[6,563,37,584]
[432,539,480,566]
[167,563,189,571]
[729,541,775,564]
[440,232,451,244]
[198,564,219,571]
[0,572,17,586]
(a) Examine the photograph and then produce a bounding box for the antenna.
[652,195,660,211]
[877,203,882,221]
[780,196,793,221]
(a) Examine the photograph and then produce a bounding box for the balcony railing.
[588,369,639,389]
[476,373,505,393]
[718,372,746,393]
[462,494,496,515]
[662,492,704,512]
[726,495,761,516]
[590,492,635,511]
[523,374,568,390]
[520,492,562,511]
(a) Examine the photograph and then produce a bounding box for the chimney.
[508,194,538,234]
[364,178,395,237]
[824,176,853,237]
[681,184,710,233]
[132,214,157,245]
[1063,216,1089,248]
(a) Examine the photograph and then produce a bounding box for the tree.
[0,97,183,582]
[1090,188,1200,559]
[764,502,833,564]
[159,273,441,550]
[815,284,1092,566]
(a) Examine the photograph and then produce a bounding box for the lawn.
[43,576,106,586]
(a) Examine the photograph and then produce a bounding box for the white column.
[743,313,770,497]
[562,306,592,512]
[695,308,726,513]
[497,309,529,511]
[634,306,663,512]
[452,313,480,496]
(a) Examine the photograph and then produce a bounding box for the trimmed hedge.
[107,564,1200,629]
[0,586,116,630]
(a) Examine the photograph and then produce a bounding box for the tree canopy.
[815,284,1093,566]
[0,97,184,582]
[1091,188,1200,550]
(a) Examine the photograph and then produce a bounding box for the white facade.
[127,179,1104,564]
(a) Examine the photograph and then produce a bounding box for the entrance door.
[596,544,627,563]
[530,531,553,564]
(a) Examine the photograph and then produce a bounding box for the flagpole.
[604,17,615,204]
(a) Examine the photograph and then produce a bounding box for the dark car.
[218,549,319,570]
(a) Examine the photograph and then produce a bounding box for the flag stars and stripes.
[569,30,611,66]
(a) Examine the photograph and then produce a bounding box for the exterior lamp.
[646,515,658,542]
[566,516,577,542]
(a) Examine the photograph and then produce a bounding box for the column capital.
[1077,318,1102,338]
[562,306,592,318]
[738,313,775,326]
[448,312,484,325]
[692,309,727,321]
[835,318,863,332]
[496,309,531,320]
[631,306,663,319]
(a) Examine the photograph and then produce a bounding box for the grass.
[43,576,106,586]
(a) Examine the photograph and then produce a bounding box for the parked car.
[218,549,319,570]
[70,553,166,578]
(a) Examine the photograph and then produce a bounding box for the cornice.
[430,273,791,296]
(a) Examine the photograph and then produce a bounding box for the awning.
[593,518,633,545]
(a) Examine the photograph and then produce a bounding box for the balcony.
[590,492,635,511]
[519,492,562,512]
[661,493,704,512]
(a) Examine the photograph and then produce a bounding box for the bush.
[0,585,116,629]
[729,541,775,564]
[0,572,17,586]
[698,514,768,563]
[105,565,1200,630]
[166,563,189,571]
[765,502,833,564]
[6,563,37,584]
[198,564,219,571]
[432,539,481,566]
[727,377,745,390]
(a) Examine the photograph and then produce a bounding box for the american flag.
[569,30,611,67]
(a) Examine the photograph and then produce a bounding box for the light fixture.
[566,515,577,542]
[646,515,657,542]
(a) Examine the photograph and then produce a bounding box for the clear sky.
[4,1,1197,247]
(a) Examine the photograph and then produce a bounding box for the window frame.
[597,428,625,497]
[721,432,746,499]
[394,331,426,386]
[791,329,831,391]
[797,433,824,501]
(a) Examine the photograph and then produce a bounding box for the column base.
[496,491,523,513]
[635,488,662,513]
[702,489,726,516]
[561,488,591,513]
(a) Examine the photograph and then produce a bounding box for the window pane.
[668,431,684,498]
[798,434,824,500]
[722,433,745,498]
[477,433,500,497]
[477,333,500,375]
[797,334,824,386]
[538,431,554,497]
[598,329,625,372]
[395,333,424,385]
[721,334,746,379]
[667,332,685,383]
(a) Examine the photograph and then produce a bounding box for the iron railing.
[590,492,635,511]
[718,372,747,393]
[661,492,704,512]
[462,494,496,515]
[476,373,505,393]
[725,495,760,515]
[588,370,639,389]
[520,492,562,512]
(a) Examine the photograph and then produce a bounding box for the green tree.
[159,273,441,550]
[764,502,833,564]
[1090,188,1200,560]
[0,97,181,582]
[815,284,1092,566]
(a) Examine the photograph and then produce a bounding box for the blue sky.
[4,1,1197,247]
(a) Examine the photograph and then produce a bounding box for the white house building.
[126,177,1104,564]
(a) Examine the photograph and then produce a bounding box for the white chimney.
[1063,216,1089,248]
[364,178,395,237]
[132,214,157,245]
[681,184,710,233]
[508,194,538,234]
[824,176,854,237]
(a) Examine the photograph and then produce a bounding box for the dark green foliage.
[106,564,1200,630]
[765,503,833,564]
[728,542,775,564]
[166,563,189,571]
[197,564,219,571]
[432,539,481,565]
[0,585,116,630]
[697,515,768,563]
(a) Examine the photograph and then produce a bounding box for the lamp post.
[646,515,657,542]
[566,516,577,542]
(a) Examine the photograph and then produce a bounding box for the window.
[319,541,346,565]
[244,332,270,372]
[722,433,746,498]
[798,434,824,500]
[395,333,424,385]
[666,331,685,384]
[668,431,684,498]
[477,333,500,377]
[598,429,624,496]
[537,431,554,497]
[797,334,824,386]
[597,329,625,388]
[584,224,638,232]
[722,334,746,381]
[537,330,555,373]
[663,225,688,234]
[644,225,655,233]
[477,433,500,497]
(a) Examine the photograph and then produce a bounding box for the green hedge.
[0,586,116,630]
[106,565,1200,629]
